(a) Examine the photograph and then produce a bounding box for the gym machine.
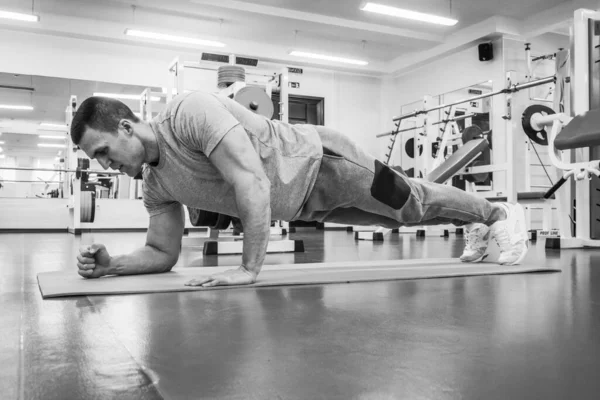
[167,55,304,255]
[357,73,556,242]
[522,9,600,249]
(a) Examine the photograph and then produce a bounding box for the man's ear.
[119,119,133,135]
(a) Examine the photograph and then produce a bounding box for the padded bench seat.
[427,138,489,184]
[555,108,600,150]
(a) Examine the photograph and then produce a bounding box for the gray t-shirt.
[142,91,323,221]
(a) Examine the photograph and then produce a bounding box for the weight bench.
[426,138,490,184]
[555,108,600,150]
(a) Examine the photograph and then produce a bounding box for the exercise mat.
[37,258,559,298]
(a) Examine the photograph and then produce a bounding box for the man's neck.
[138,122,160,165]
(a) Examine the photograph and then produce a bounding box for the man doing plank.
[73,92,528,287]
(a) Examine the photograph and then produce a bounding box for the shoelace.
[465,228,482,250]
[493,226,512,252]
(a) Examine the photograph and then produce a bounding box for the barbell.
[0,165,122,176]
[0,165,144,180]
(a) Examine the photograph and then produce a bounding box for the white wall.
[0,28,384,229]
[381,38,504,124]
[381,34,567,229]
[379,38,505,176]
[0,25,571,230]
[529,33,570,57]
[0,28,384,155]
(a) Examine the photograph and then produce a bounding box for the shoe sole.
[461,253,489,263]
[500,203,529,266]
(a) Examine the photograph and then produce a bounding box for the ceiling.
[0,0,585,155]
[229,0,566,29]
[0,0,584,74]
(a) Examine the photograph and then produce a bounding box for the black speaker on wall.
[478,42,493,61]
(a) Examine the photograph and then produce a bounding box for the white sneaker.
[491,203,529,265]
[460,223,491,263]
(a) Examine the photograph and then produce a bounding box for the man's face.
[78,122,144,177]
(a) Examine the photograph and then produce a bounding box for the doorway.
[271,94,325,125]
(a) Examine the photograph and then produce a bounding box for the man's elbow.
[162,254,179,272]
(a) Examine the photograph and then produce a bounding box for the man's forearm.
[236,180,271,279]
[109,245,178,276]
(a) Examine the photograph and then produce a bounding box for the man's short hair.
[70,96,140,145]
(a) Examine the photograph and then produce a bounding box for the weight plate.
[217,66,246,89]
[521,104,555,146]
[80,191,89,223]
[214,214,233,230]
[404,138,423,159]
[187,208,219,227]
[461,125,484,144]
[186,208,233,229]
[80,191,95,223]
[187,207,198,226]
[234,86,275,119]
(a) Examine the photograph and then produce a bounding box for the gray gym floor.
[2,228,600,400]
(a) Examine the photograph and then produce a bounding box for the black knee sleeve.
[370,159,412,210]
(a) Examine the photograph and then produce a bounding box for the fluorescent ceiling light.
[289,51,368,66]
[0,105,34,110]
[361,3,458,26]
[125,29,226,48]
[38,143,66,148]
[0,141,3,144]
[39,135,65,140]
[40,122,67,129]
[93,92,161,102]
[0,10,39,22]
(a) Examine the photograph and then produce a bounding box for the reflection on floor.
[2,229,600,400]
